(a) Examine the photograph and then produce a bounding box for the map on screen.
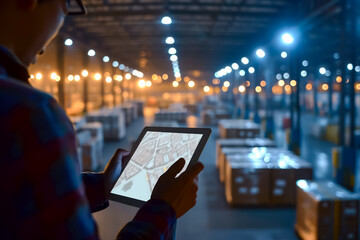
[111,131,203,202]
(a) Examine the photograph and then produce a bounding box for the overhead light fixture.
[112,61,119,67]
[256,49,266,58]
[168,47,177,55]
[282,33,294,45]
[231,63,239,70]
[88,49,96,57]
[103,56,110,63]
[170,55,178,62]
[165,37,175,44]
[161,16,172,25]
[241,57,249,65]
[64,39,73,46]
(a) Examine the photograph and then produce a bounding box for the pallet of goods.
[86,109,126,141]
[295,180,359,240]
[224,149,313,206]
[218,119,261,139]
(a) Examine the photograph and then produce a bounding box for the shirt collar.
[0,45,30,84]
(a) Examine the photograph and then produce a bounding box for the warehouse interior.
[23,0,360,239]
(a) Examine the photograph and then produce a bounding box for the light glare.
[256,49,266,58]
[88,49,96,57]
[161,16,172,25]
[282,33,294,44]
[165,37,175,44]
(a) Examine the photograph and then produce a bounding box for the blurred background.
[29,0,360,239]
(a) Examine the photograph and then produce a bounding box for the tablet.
[109,127,211,207]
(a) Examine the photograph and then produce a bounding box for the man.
[0,0,204,239]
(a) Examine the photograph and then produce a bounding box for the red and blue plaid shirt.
[0,45,176,239]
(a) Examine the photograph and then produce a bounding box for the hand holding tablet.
[151,158,204,218]
[109,127,211,208]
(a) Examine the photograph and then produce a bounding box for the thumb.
[105,148,130,172]
[163,158,186,179]
[179,162,204,180]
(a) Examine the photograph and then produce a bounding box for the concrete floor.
[92,109,355,240]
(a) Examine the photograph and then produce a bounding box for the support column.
[254,62,261,124]
[82,50,89,114]
[334,0,357,191]
[57,36,65,108]
[112,67,116,107]
[265,57,275,140]
[100,61,105,108]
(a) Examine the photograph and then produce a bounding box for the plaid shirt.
[0,45,176,239]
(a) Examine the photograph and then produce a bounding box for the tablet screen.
[111,131,203,202]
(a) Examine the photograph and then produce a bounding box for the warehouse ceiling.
[62,0,342,79]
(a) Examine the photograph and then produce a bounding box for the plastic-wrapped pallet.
[225,161,270,206]
[116,105,133,125]
[82,138,99,171]
[218,147,280,183]
[132,100,144,116]
[150,121,180,127]
[223,149,313,206]
[218,119,261,139]
[129,102,138,120]
[76,129,92,146]
[87,110,126,141]
[215,138,276,167]
[295,180,359,240]
[201,109,214,125]
[70,116,87,131]
[81,122,104,151]
[154,109,187,123]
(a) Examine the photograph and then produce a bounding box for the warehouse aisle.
[94,111,297,240]
[94,109,359,239]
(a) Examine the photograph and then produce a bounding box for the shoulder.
[0,77,74,140]
[0,77,54,111]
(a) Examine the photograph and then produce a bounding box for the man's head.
[0,0,73,66]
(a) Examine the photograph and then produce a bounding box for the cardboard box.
[295,180,359,240]
[269,161,295,205]
[223,150,313,206]
[225,160,270,206]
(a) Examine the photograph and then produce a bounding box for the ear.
[17,0,38,11]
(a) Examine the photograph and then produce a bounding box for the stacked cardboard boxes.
[116,104,135,125]
[295,180,359,240]
[201,109,232,126]
[86,109,126,141]
[224,149,313,206]
[218,147,279,182]
[154,109,188,123]
[150,121,180,127]
[132,100,144,117]
[218,119,261,139]
[76,129,101,171]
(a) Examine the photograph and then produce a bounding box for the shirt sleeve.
[81,172,109,212]
[10,97,101,239]
[116,199,177,240]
